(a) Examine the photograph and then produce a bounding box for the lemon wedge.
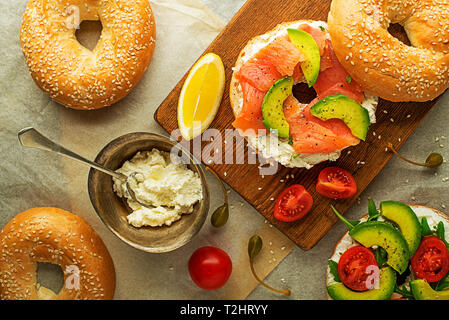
[178,53,225,140]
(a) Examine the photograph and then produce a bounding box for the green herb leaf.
[436,222,449,249]
[288,137,294,145]
[433,273,449,291]
[368,198,380,222]
[319,25,326,32]
[373,247,388,267]
[421,217,433,237]
[394,284,415,300]
[331,205,360,231]
[436,221,446,241]
[346,75,352,84]
[328,260,340,282]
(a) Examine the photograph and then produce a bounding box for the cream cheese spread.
[113,149,203,228]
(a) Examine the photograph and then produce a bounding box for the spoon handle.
[18,127,127,181]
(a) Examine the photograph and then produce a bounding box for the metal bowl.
[87,132,210,253]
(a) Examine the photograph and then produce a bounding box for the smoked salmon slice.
[254,35,305,76]
[240,81,265,118]
[236,59,282,92]
[283,96,359,154]
[232,81,267,135]
[236,35,304,91]
[232,116,267,135]
[314,41,364,103]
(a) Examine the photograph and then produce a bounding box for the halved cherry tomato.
[338,246,378,292]
[274,184,313,222]
[188,246,232,290]
[316,167,357,199]
[411,236,449,283]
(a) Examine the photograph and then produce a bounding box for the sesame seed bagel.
[0,207,115,300]
[328,0,449,102]
[20,0,156,110]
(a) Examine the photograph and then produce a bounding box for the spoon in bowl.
[18,127,154,209]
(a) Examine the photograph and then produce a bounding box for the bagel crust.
[20,0,156,110]
[328,0,449,102]
[0,207,115,300]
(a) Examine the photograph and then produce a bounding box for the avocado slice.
[350,221,410,274]
[327,267,396,300]
[287,28,321,87]
[380,201,422,256]
[411,279,449,300]
[261,77,293,138]
[310,94,370,141]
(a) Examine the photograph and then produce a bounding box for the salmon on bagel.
[230,20,378,169]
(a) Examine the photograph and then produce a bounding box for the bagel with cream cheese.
[230,20,378,169]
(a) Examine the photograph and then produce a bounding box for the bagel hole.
[292,82,318,104]
[388,23,411,46]
[36,262,64,296]
[75,20,103,51]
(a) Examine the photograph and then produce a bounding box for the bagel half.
[0,207,116,300]
[230,20,378,169]
[325,205,449,299]
[328,0,449,102]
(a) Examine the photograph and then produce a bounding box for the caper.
[425,153,444,168]
[387,142,443,169]
[206,167,229,228]
[247,235,291,296]
[248,235,263,261]
[210,204,229,228]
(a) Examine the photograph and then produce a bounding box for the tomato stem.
[249,261,291,296]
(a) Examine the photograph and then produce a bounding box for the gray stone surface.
[1,0,447,301]
[202,0,449,300]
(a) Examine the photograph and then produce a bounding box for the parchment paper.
[0,0,295,299]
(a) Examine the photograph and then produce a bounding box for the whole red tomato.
[188,246,232,290]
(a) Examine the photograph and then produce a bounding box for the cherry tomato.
[274,184,313,222]
[316,167,357,199]
[338,246,378,292]
[411,236,449,283]
[188,246,232,290]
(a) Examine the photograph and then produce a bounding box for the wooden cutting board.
[154,0,442,250]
